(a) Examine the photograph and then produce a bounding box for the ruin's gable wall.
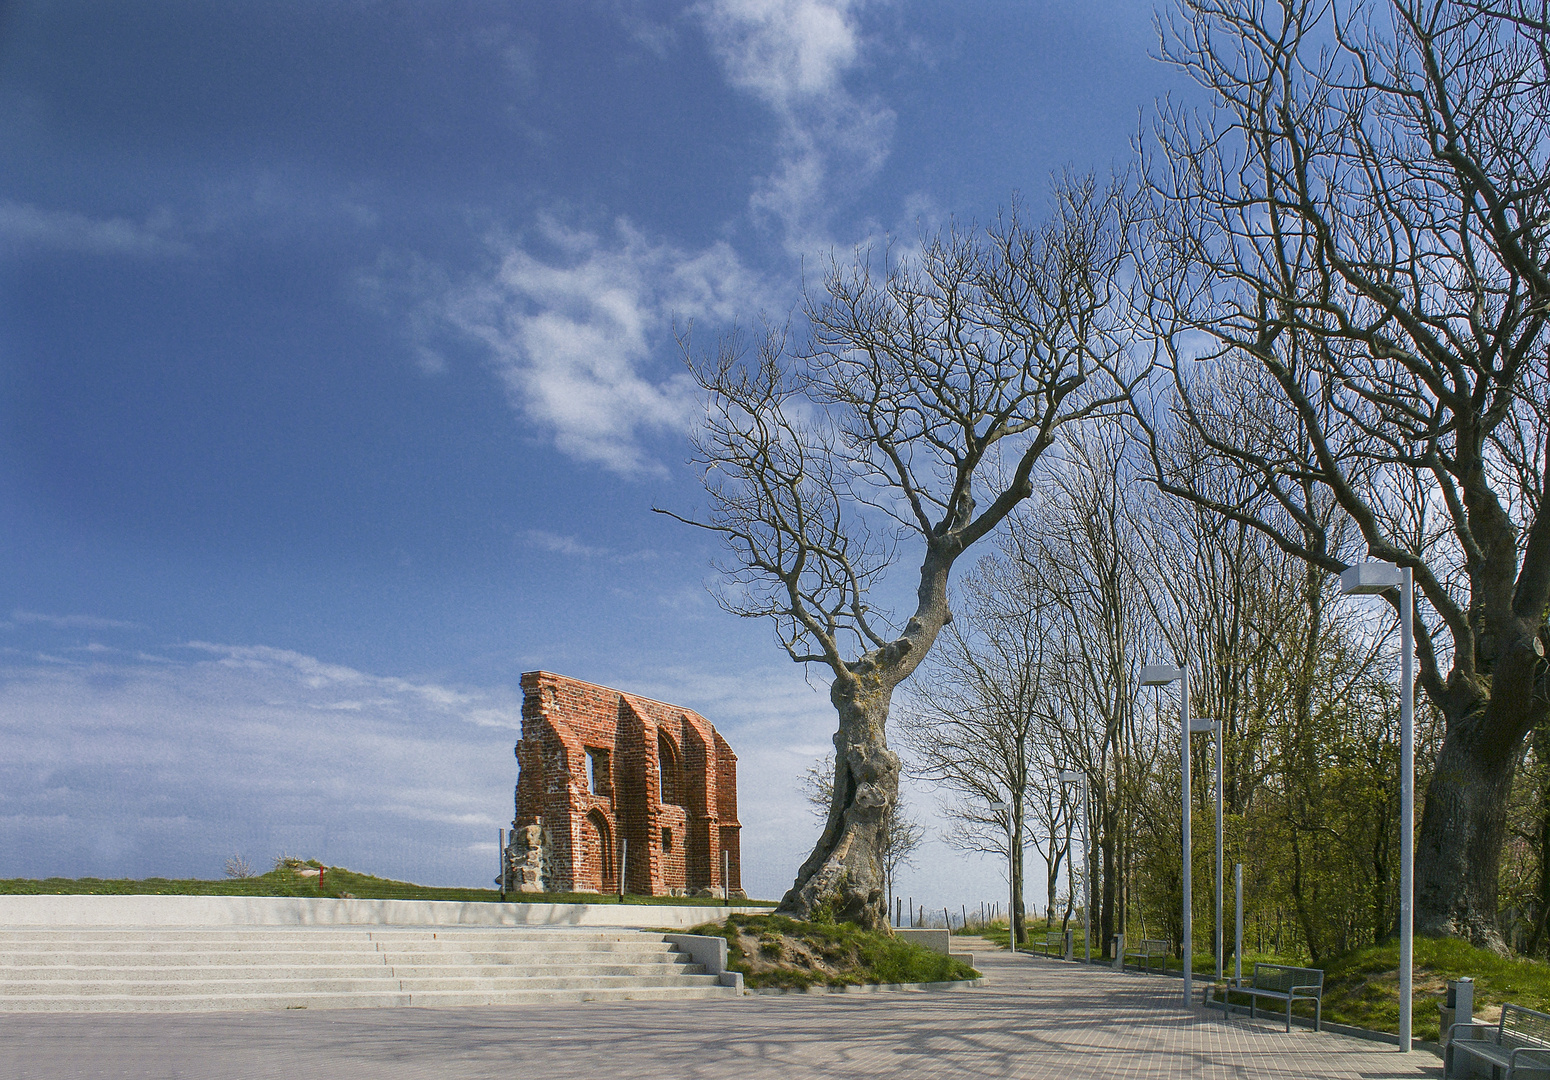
[510,671,742,898]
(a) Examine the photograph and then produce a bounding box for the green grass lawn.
[1166,936,1550,1043]
[1316,937,1550,1042]
[690,912,980,990]
[964,917,1550,1043]
[0,863,777,907]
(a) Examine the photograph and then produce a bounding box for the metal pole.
[1083,781,1092,963]
[1181,664,1193,1008]
[724,849,731,899]
[1234,862,1243,985]
[1009,832,1016,954]
[1216,723,1224,981]
[619,838,627,899]
[498,828,506,898]
[1400,567,1414,1053]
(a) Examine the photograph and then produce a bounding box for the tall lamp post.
[990,800,1014,954]
[1058,770,1090,963]
[1339,560,1414,1054]
[1201,715,1223,980]
[1141,663,1193,1006]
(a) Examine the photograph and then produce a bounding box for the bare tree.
[1135,0,1550,946]
[1007,423,1162,958]
[897,556,1058,946]
[660,178,1138,926]
[801,753,926,921]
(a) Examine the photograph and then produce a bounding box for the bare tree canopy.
[1134,0,1550,945]
[659,177,1139,926]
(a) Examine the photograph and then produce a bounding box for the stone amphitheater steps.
[0,927,737,1012]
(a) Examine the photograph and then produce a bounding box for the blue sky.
[0,0,1187,906]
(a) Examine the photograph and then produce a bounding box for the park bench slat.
[1122,938,1168,974]
[1033,932,1066,957]
[1206,963,1323,1033]
[1448,1003,1550,1079]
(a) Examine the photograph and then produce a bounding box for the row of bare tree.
[895,425,1428,962]
[662,0,1550,951]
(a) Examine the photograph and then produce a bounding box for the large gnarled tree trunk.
[1417,636,1550,943]
[778,554,951,928]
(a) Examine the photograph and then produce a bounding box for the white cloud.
[442,215,765,477]
[694,0,895,254]
[524,529,611,558]
[523,528,659,564]
[0,200,191,258]
[8,609,146,631]
[0,645,522,887]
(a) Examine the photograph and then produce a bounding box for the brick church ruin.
[503,671,743,898]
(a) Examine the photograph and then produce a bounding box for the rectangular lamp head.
[1058,770,1083,784]
[1339,561,1403,595]
[1188,718,1217,733]
[1141,664,1183,686]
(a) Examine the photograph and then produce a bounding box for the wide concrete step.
[1,960,701,980]
[0,925,737,1012]
[3,942,678,954]
[0,929,664,944]
[0,943,680,961]
[0,985,737,1012]
[0,973,722,996]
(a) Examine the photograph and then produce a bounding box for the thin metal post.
[1008,848,1016,953]
[1181,664,1193,1008]
[1083,781,1091,963]
[1216,723,1224,981]
[498,828,506,898]
[1012,808,1018,954]
[619,838,627,899]
[724,849,731,899]
[1400,567,1414,1053]
[1234,863,1243,985]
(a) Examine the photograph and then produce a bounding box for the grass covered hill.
[1319,936,1550,1042]
[691,913,980,990]
[0,861,776,907]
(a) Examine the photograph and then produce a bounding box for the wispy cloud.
[181,642,515,721]
[0,644,522,886]
[440,214,765,477]
[0,200,191,258]
[523,529,658,563]
[8,610,145,631]
[523,529,611,558]
[694,0,895,254]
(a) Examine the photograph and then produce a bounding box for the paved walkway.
[0,937,1442,1080]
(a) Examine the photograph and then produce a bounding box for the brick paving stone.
[0,939,1442,1080]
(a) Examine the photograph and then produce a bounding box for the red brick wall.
[513,671,741,896]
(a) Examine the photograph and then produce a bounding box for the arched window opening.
[658,730,682,806]
[582,809,615,893]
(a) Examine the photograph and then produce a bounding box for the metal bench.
[1123,938,1169,974]
[1447,1003,1550,1079]
[1032,931,1066,957]
[1208,962,1323,1032]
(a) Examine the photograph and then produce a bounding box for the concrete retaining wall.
[0,895,766,929]
[894,928,952,955]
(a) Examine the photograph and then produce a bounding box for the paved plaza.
[0,939,1442,1080]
